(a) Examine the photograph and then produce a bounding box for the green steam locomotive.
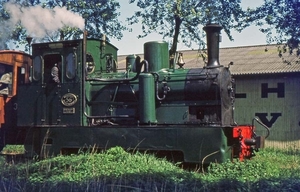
[16,24,268,164]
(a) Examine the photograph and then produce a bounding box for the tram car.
[17,24,268,163]
[0,50,32,150]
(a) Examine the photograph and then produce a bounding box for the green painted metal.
[126,54,137,72]
[25,126,232,164]
[139,73,157,124]
[144,41,169,72]
[18,41,84,126]
[86,39,118,74]
[19,25,253,164]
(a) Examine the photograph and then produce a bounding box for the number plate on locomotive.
[63,108,75,114]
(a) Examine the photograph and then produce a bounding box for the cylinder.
[126,54,137,72]
[139,73,157,124]
[144,41,169,72]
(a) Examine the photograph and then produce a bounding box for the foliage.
[250,0,300,56]
[0,145,24,154]
[203,148,300,191]
[44,0,126,41]
[128,0,249,56]
[1,147,300,191]
[1,147,187,182]
[0,0,126,50]
[0,0,40,50]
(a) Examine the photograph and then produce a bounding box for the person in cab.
[0,64,11,95]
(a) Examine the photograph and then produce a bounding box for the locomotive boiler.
[16,24,267,164]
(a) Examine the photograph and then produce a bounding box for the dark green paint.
[18,37,238,164]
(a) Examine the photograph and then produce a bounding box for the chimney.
[203,24,223,68]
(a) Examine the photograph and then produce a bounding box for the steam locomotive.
[1,24,268,164]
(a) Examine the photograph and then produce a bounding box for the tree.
[252,0,300,56]
[0,0,41,50]
[44,0,126,41]
[0,0,126,50]
[127,0,249,57]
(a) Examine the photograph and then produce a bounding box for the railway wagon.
[17,24,268,163]
[0,50,32,150]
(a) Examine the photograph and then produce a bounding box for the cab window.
[86,53,95,74]
[66,53,76,79]
[33,56,42,81]
[44,54,62,83]
[0,64,12,95]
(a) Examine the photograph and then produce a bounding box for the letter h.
[261,83,284,98]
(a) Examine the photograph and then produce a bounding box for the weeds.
[0,147,300,191]
[0,145,24,154]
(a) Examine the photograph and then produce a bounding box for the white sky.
[110,0,267,55]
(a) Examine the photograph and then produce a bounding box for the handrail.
[252,117,270,139]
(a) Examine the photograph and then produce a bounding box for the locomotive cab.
[17,39,118,127]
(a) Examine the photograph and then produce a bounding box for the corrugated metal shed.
[117,44,300,75]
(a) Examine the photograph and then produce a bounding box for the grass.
[0,145,25,154]
[0,146,300,191]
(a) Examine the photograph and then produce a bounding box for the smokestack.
[203,24,222,68]
[26,36,33,54]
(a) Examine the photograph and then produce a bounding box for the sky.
[110,0,267,55]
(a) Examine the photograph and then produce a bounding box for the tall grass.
[1,147,300,191]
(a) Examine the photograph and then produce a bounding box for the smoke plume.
[0,19,13,49]
[0,2,85,48]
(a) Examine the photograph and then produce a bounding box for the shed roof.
[117,44,300,75]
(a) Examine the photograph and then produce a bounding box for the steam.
[0,2,85,48]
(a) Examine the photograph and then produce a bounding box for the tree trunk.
[169,14,182,58]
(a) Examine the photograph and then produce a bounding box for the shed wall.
[234,73,300,149]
